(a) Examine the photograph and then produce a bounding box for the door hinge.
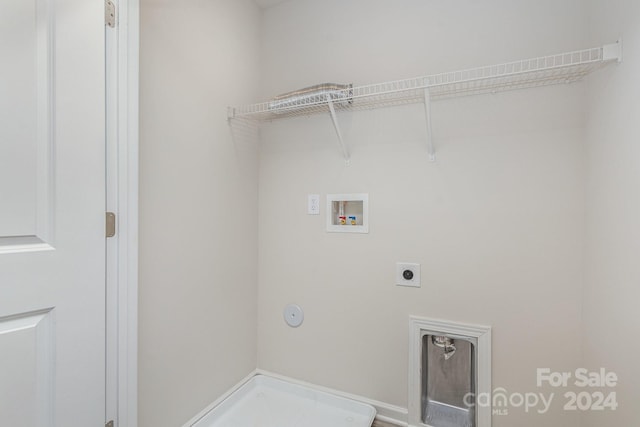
[106,421,114,427]
[105,0,116,28]
[106,212,116,238]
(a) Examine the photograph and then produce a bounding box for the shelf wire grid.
[229,46,611,121]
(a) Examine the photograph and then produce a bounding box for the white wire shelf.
[228,41,622,163]
[229,43,621,121]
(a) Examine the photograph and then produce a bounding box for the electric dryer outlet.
[396,263,421,287]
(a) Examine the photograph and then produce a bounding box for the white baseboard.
[182,369,409,427]
[373,414,408,427]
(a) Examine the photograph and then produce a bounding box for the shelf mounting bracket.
[326,94,351,166]
[603,39,623,63]
[423,87,436,162]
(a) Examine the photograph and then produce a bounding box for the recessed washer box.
[326,193,369,233]
[193,375,376,427]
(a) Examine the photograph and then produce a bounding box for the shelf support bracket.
[326,94,351,165]
[603,39,623,63]
[423,87,436,162]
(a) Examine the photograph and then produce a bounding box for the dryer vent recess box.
[326,194,369,234]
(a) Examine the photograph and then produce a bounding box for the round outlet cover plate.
[283,304,304,328]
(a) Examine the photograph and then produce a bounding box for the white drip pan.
[193,375,376,427]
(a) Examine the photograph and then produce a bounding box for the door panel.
[0,0,38,236]
[0,0,53,247]
[0,310,54,427]
[0,0,106,426]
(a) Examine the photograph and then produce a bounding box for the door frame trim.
[106,1,139,426]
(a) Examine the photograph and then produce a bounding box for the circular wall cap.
[283,304,304,328]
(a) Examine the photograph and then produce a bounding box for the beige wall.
[583,0,640,425]
[138,0,261,426]
[257,1,588,426]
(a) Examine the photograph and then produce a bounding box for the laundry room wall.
[583,0,640,425]
[256,1,589,426]
[138,1,261,426]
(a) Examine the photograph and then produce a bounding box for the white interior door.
[0,0,106,426]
